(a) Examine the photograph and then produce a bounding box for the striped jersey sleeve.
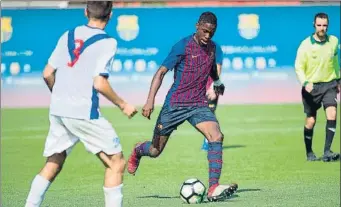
[161,39,186,71]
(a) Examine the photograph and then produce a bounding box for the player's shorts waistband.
[312,79,338,86]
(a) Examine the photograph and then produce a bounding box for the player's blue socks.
[207,142,222,188]
[135,141,151,157]
[201,138,209,151]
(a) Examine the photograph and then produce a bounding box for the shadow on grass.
[137,195,178,199]
[137,188,261,204]
[237,188,261,193]
[222,144,246,150]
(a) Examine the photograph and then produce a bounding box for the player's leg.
[127,105,187,175]
[25,152,67,207]
[304,115,318,161]
[62,116,126,207]
[128,133,170,175]
[97,152,126,207]
[188,107,237,202]
[321,83,339,162]
[301,87,321,161]
[201,97,218,151]
[25,115,78,207]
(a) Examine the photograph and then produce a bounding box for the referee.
[295,12,340,162]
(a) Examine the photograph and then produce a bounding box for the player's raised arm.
[42,32,67,92]
[206,44,223,101]
[93,41,137,119]
[142,66,168,119]
[93,75,125,109]
[215,44,223,76]
[93,75,137,119]
[295,42,308,86]
[333,38,340,83]
[210,57,225,95]
[142,39,185,119]
[42,64,56,92]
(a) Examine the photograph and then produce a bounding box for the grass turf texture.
[1,104,340,206]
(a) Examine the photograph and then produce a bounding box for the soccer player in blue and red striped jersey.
[127,12,238,202]
[201,44,223,151]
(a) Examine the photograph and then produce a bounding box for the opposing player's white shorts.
[43,115,122,157]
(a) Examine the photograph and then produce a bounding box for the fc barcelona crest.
[116,15,139,41]
[238,14,260,40]
[1,17,13,43]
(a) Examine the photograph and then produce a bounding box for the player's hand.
[305,82,314,93]
[213,83,225,96]
[142,102,154,120]
[121,103,138,119]
[206,88,217,101]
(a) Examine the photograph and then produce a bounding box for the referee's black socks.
[324,120,336,153]
[304,127,314,154]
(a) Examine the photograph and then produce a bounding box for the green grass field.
[1,104,340,207]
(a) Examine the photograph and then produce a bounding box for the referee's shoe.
[322,150,340,162]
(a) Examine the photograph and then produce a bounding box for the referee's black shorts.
[301,79,339,117]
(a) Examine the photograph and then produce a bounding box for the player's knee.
[149,147,161,158]
[45,152,66,174]
[210,132,223,142]
[305,117,316,129]
[116,158,126,173]
[325,106,337,120]
[42,161,64,180]
[100,152,126,173]
[50,163,63,174]
[107,156,126,173]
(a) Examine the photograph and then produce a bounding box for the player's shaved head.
[86,1,113,22]
[198,12,217,26]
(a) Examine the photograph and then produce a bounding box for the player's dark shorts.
[302,79,339,117]
[154,105,218,136]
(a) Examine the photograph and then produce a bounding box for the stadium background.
[1,1,340,108]
[1,1,341,207]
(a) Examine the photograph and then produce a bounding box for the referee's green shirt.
[295,34,340,86]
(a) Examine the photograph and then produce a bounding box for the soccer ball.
[180,178,206,204]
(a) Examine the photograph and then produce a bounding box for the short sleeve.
[48,31,68,69]
[333,38,340,79]
[161,39,186,71]
[215,44,223,65]
[334,38,339,56]
[93,39,117,78]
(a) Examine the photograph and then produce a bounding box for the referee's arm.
[333,41,340,84]
[295,43,308,86]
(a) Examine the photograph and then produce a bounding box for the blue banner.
[1,6,340,106]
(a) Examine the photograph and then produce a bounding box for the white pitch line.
[2,116,304,133]
[1,126,303,141]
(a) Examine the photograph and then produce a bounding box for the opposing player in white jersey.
[25,2,137,207]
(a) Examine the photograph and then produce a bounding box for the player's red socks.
[135,141,151,157]
[207,142,223,188]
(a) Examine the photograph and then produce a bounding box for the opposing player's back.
[49,25,117,119]
[25,2,138,207]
